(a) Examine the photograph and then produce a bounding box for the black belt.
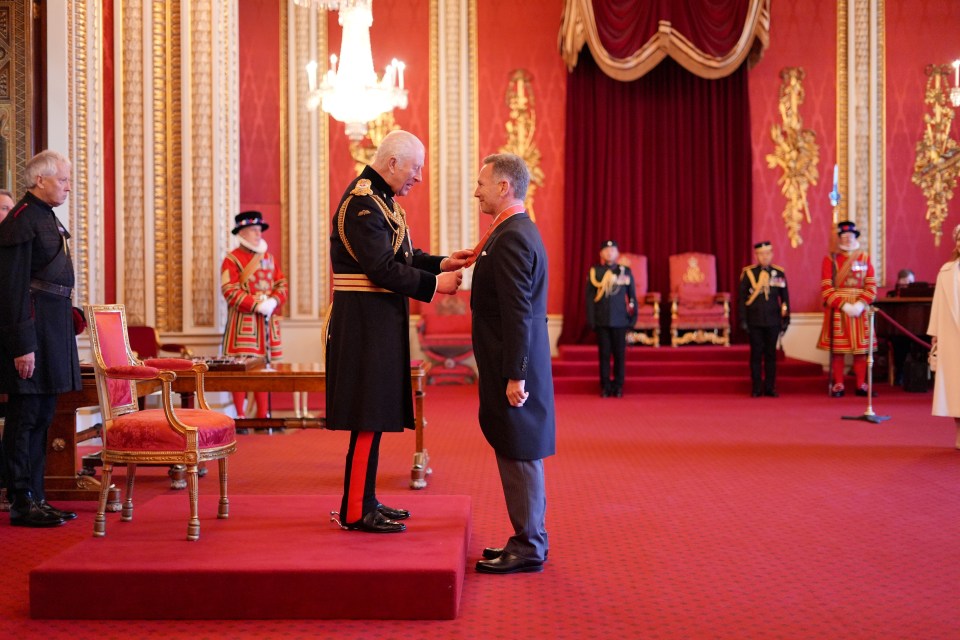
[30,278,73,298]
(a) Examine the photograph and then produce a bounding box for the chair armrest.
[105,365,161,380]
[143,357,195,371]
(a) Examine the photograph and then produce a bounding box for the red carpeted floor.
[2,382,959,638]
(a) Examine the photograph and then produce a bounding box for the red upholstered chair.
[416,289,476,384]
[85,304,237,541]
[618,253,661,347]
[668,252,731,347]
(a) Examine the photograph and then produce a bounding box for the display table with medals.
[148,358,433,490]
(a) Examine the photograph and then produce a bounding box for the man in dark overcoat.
[738,241,790,397]
[471,153,556,574]
[326,130,471,533]
[0,150,82,527]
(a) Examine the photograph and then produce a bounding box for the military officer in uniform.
[326,130,472,533]
[221,210,288,421]
[738,241,789,397]
[817,220,877,397]
[585,240,637,397]
[0,150,82,527]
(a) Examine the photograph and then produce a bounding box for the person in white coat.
[928,223,960,450]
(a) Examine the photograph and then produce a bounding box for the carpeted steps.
[553,344,826,394]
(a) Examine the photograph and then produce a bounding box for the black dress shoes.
[10,496,65,528]
[855,386,877,397]
[764,389,779,398]
[376,503,410,520]
[613,387,623,398]
[751,390,763,398]
[482,547,549,562]
[39,501,78,520]
[831,385,845,398]
[476,551,544,574]
[344,509,406,533]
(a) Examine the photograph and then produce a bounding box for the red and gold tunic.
[816,251,877,354]
[221,247,288,359]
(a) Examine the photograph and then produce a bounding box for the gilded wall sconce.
[766,67,820,249]
[499,69,544,222]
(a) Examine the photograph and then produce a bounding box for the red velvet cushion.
[105,365,160,380]
[144,357,195,371]
[105,409,236,451]
[425,314,471,335]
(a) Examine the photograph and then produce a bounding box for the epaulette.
[350,179,373,197]
[771,263,785,271]
[741,263,758,273]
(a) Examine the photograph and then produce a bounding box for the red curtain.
[558,50,753,344]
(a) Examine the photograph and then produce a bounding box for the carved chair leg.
[94,463,114,537]
[217,457,229,519]
[186,464,200,541]
[121,464,136,521]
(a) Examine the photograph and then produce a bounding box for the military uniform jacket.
[471,213,556,461]
[585,263,638,329]
[221,247,288,359]
[816,251,877,354]
[737,263,789,327]
[0,192,81,395]
[326,166,443,433]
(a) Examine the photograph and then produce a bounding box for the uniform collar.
[23,190,54,212]
[360,165,395,200]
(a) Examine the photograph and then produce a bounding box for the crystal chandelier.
[300,0,408,141]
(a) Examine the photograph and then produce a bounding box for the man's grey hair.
[483,153,529,201]
[24,150,71,189]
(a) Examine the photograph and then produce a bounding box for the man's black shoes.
[344,509,405,533]
[482,547,549,562]
[476,551,544,574]
[39,501,77,521]
[10,493,65,528]
[376,503,410,520]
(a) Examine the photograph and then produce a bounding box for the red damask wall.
[239,0,283,266]
[885,1,960,286]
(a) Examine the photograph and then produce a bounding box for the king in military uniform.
[326,130,471,533]
[817,220,877,397]
[738,241,789,397]
[221,211,288,420]
[585,240,638,397]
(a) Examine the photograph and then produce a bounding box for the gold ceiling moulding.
[911,64,960,247]
[498,69,543,223]
[766,67,819,249]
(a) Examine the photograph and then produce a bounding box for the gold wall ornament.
[766,67,820,249]
[348,111,399,176]
[499,69,543,222]
[911,64,960,247]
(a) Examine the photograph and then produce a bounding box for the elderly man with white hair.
[0,150,82,528]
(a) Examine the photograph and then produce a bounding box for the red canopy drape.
[560,0,770,80]
[558,1,757,345]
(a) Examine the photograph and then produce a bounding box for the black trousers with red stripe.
[340,431,382,524]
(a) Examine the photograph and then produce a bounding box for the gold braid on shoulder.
[589,266,621,302]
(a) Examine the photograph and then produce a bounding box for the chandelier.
[300,0,408,141]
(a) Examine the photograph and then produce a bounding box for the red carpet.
[30,494,469,620]
[553,344,825,394]
[2,384,959,638]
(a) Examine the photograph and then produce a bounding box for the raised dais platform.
[31,494,471,620]
[553,344,826,394]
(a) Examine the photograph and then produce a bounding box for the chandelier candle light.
[302,0,408,141]
[952,60,960,107]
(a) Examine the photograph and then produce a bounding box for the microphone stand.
[263,312,274,433]
[842,305,890,423]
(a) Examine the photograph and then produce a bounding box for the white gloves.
[256,297,278,317]
[841,301,865,317]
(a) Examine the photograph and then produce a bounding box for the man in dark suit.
[470,153,556,574]
[326,130,471,533]
[0,150,82,527]
[586,240,638,397]
[738,241,789,397]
